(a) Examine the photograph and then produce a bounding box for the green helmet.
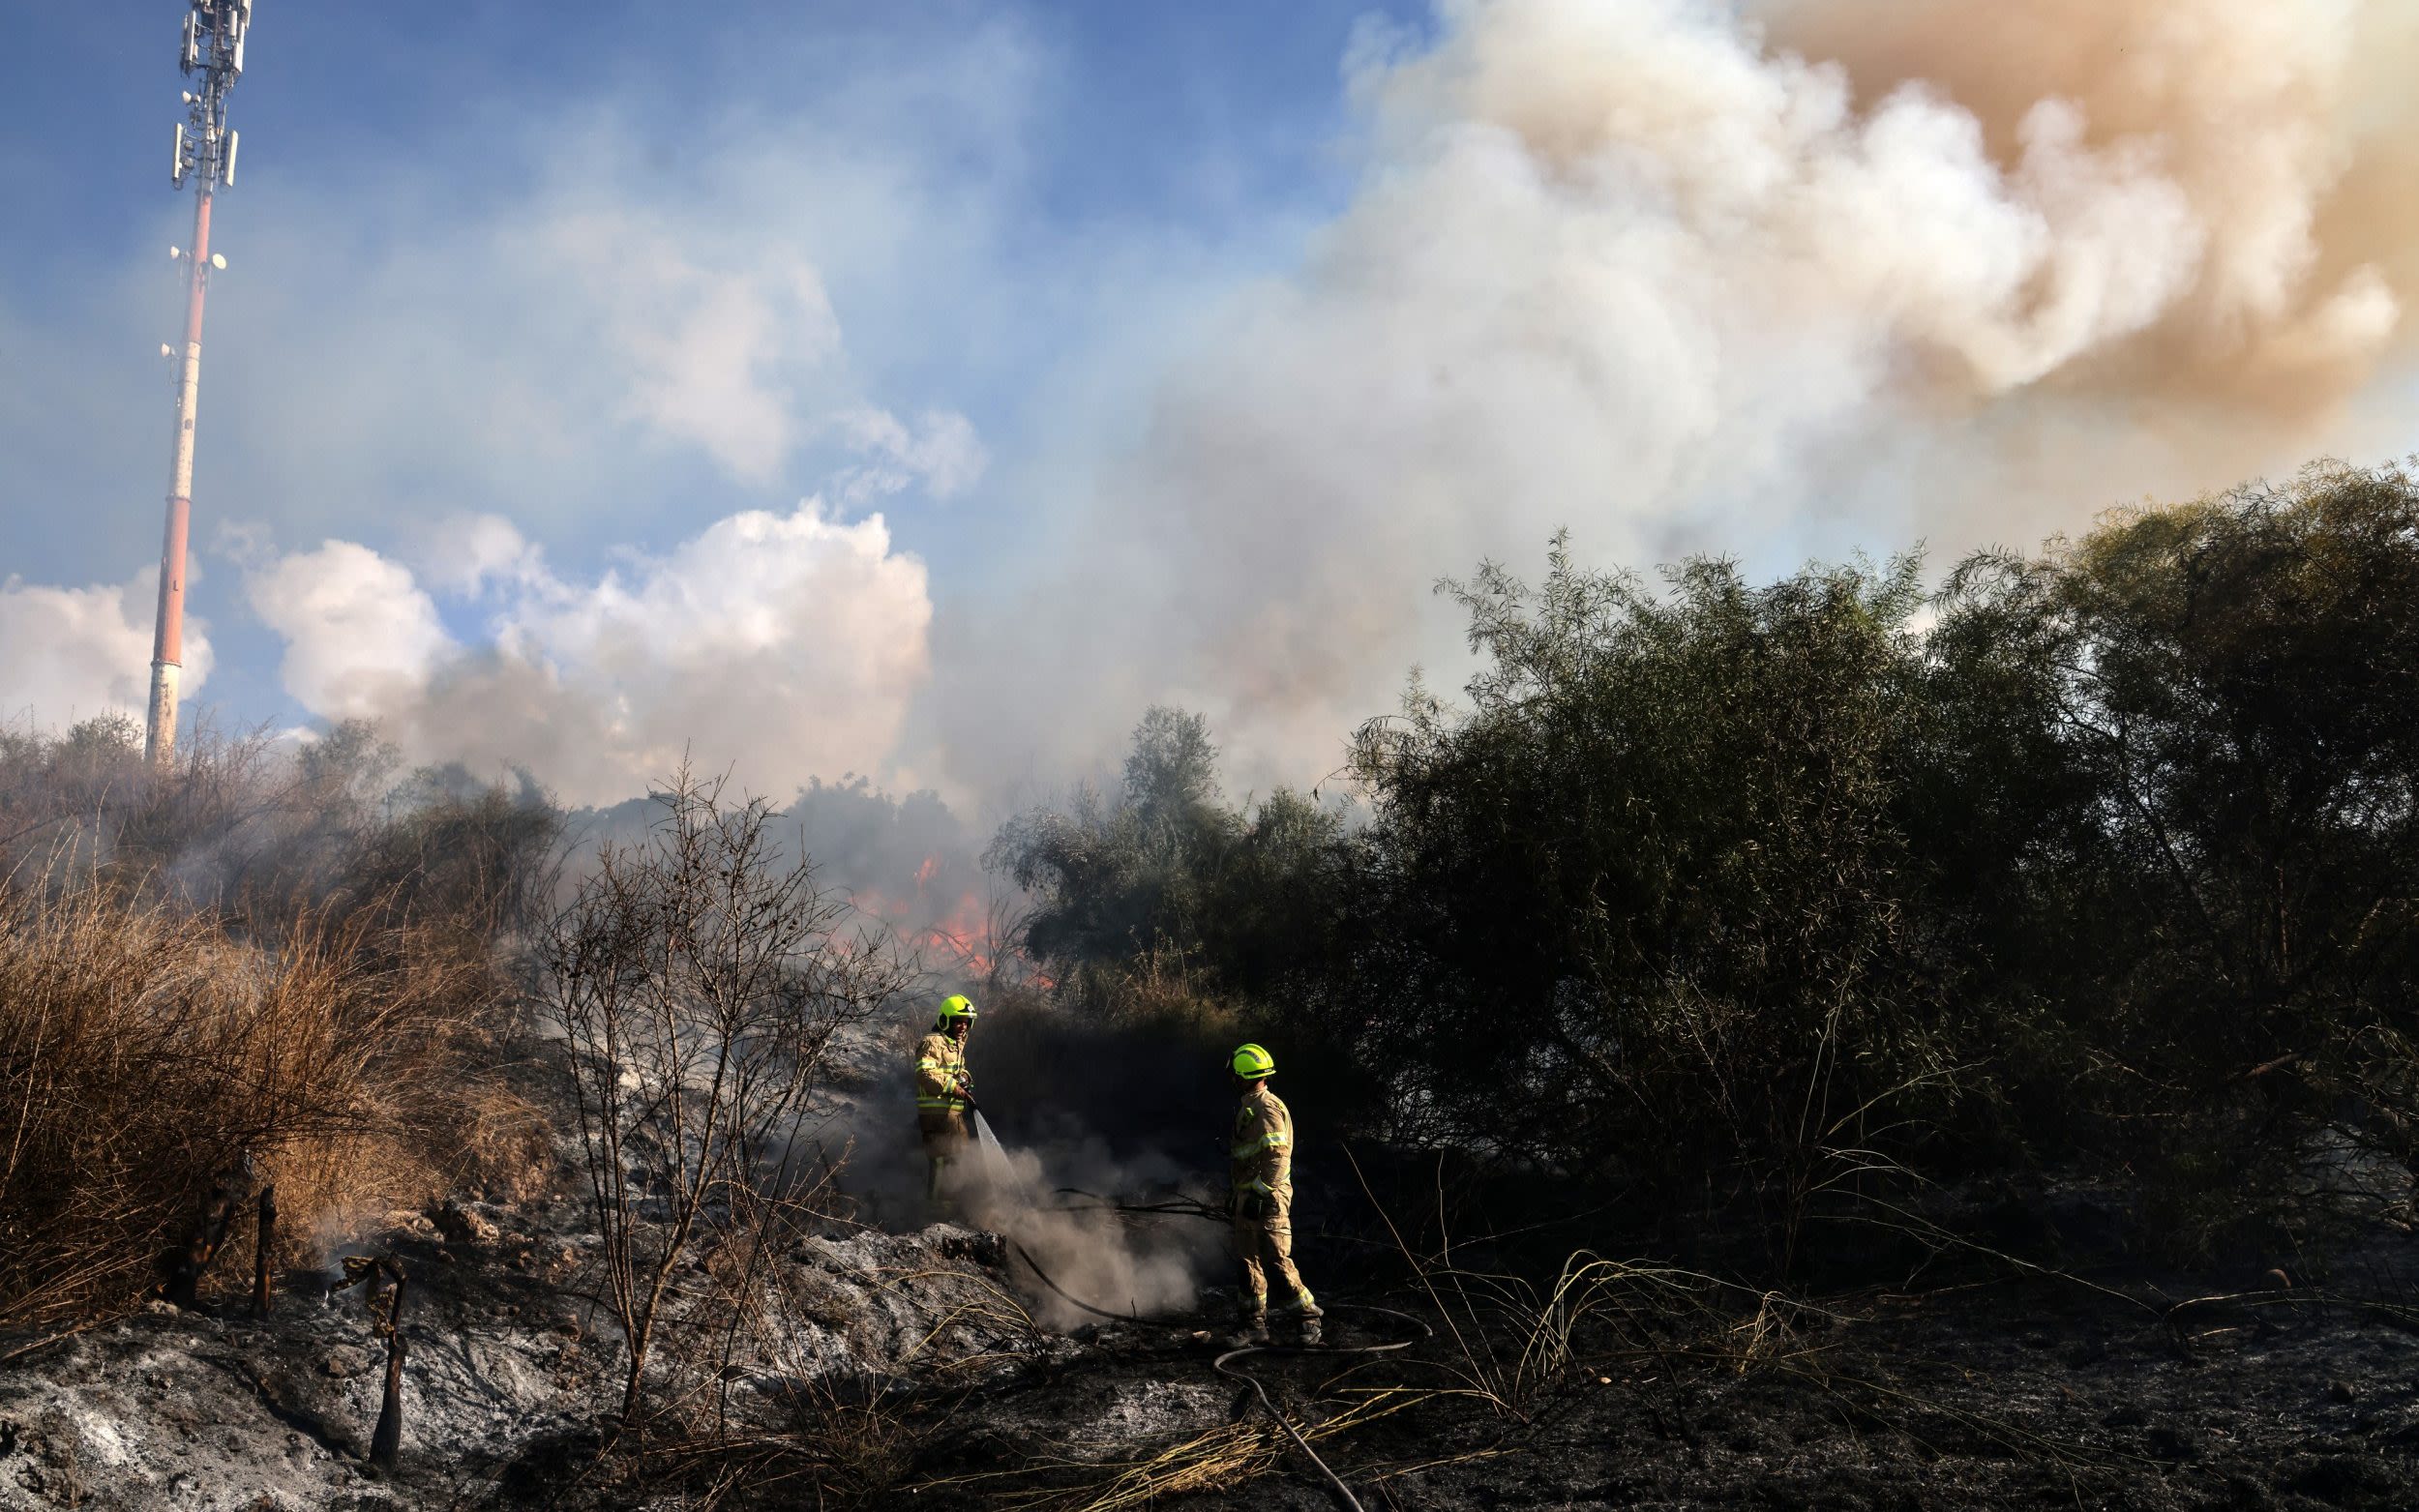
[938,993,977,1024]
[1231,1043,1276,1080]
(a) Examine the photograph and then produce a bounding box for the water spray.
[971,1108,1016,1186]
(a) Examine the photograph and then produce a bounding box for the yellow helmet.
[938,993,977,1023]
[1231,1043,1276,1080]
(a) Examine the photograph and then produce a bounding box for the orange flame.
[848,878,1038,987]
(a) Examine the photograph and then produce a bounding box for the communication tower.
[145,0,255,765]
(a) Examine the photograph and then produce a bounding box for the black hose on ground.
[1049,1187,1232,1222]
[1007,1237,1140,1322]
[1212,1306,1428,1512]
[1006,1232,1426,1512]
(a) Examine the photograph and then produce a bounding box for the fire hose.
[1211,1305,1429,1512]
[1004,1234,1429,1512]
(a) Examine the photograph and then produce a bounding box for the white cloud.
[0,570,213,730]
[246,542,457,721]
[407,513,542,598]
[245,502,932,807]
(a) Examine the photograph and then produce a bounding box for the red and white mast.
[146,0,254,766]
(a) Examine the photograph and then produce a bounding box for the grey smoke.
[929,0,2417,800]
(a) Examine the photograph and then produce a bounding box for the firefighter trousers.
[919,1110,971,1202]
[1234,1207,1315,1319]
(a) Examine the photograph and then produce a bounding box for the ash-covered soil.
[11,1063,2419,1512]
[0,1196,1049,1511]
[907,1260,2419,1512]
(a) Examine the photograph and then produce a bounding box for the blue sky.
[1,1,1423,731]
[4,2,2409,809]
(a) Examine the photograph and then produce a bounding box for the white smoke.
[933,0,2415,792]
[27,0,2403,806]
[245,501,932,807]
[0,570,213,730]
[533,206,851,488]
[828,407,991,504]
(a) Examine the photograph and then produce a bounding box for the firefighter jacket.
[915,1030,971,1114]
[1231,1081,1295,1207]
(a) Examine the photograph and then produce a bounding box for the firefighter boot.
[1282,1290,1325,1346]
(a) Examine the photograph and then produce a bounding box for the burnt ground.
[884,1235,2419,1512]
[10,1194,2419,1510]
[12,1045,2419,1512]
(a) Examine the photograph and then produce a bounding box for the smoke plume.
[821,1035,1218,1328]
[935,0,2417,794]
[64,0,2410,817]
[1763,0,2418,407]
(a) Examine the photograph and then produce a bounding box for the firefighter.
[1228,1042,1323,1346]
[915,994,978,1213]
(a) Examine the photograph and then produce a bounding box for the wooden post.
[370,1269,407,1469]
[250,1185,277,1319]
[332,1252,410,1470]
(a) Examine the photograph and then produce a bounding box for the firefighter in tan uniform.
[915,995,978,1213]
[1228,1043,1323,1345]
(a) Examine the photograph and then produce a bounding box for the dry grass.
[919,1387,1434,1512]
[0,861,533,1328]
[0,717,564,1329]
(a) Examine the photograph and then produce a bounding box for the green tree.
[1343,539,1955,1248]
[1934,462,2419,1231]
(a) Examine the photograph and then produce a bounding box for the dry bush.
[973,953,1239,1103]
[546,764,912,1427]
[0,858,542,1329]
[2,716,314,892]
[0,717,560,934]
